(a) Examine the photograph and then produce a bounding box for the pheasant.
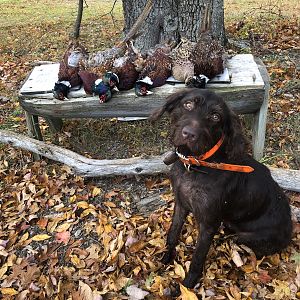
[78,71,119,103]
[169,6,225,88]
[111,42,144,91]
[190,6,225,79]
[53,41,87,100]
[135,42,173,96]
[170,37,195,84]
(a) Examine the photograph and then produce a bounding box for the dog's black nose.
[182,126,197,141]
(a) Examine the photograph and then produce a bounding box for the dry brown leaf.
[229,285,241,300]
[81,208,97,217]
[269,254,281,266]
[79,280,93,300]
[104,190,119,200]
[148,237,165,248]
[55,231,70,245]
[92,187,102,197]
[18,232,29,243]
[174,261,185,279]
[71,254,86,269]
[32,234,51,241]
[258,269,272,284]
[69,195,77,203]
[231,249,244,267]
[132,266,142,276]
[55,222,72,232]
[128,240,147,253]
[266,279,291,299]
[37,218,48,229]
[76,201,90,209]
[186,236,193,244]
[103,200,117,207]
[225,289,236,300]
[16,290,30,300]
[179,284,198,300]
[240,263,255,274]
[86,244,101,260]
[47,219,60,233]
[0,287,19,295]
[0,263,8,279]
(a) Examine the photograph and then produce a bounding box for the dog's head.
[150,89,248,159]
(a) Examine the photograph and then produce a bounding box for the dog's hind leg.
[162,203,188,264]
[235,231,289,258]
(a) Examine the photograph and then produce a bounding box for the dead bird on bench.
[112,41,144,91]
[53,41,87,100]
[171,37,209,89]
[78,71,119,103]
[150,89,292,293]
[170,6,225,89]
[135,42,174,96]
[190,5,225,80]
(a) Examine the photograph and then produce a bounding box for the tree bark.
[122,0,226,51]
[72,0,84,39]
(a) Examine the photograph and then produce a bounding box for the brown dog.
[150,89,292,289]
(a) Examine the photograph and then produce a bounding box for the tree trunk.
[72,0,84,39]
[122,0,226,52]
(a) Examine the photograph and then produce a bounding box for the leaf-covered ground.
[0,0,299,299]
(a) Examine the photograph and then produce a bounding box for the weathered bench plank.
[19,54,269,160]
[20,86,264,118]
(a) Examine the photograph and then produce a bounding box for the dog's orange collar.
[177,135,254,173]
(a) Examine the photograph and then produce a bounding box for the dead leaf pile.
[0,158,299,299]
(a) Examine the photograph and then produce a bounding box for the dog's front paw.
[182,271,200,289]
[170,282,181,298]
[161,249,176,265]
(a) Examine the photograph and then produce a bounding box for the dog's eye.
[183,101,194,111]
[211,113,220,122]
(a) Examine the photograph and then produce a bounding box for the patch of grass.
[0,0,123,28]
[11,106,23,117]
[225,0,299,23]
[56,118,172,160]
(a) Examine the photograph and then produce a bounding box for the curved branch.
[121,0,155,44]
[0,130,300,193]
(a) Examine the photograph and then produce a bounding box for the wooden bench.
[19,54,270,160]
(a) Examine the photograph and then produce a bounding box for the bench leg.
[25,112,43,160]
[44,116,63,133]
[252,101,268,160]
[252,57,270,161]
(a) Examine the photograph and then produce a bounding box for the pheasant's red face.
[109,80,116,88]
[140,86,147,95]
[99,94,107,103]
[57,92,65,100]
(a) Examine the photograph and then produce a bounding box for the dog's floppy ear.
[224,111,249,159]
[149,89,187,122]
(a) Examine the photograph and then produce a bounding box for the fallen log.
[0,130,299,192]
